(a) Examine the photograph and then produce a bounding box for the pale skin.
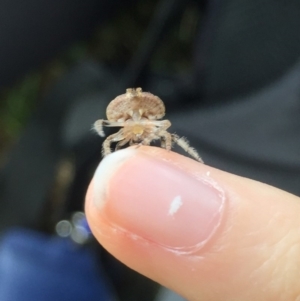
[85,146,300,301]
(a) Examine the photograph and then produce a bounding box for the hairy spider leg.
[151,119,172,149]
[102,130,125,156]
[157,130,172,150]
[115,138,131,150]
[171,134,203,163]
[129,139,142,146]
[152,120,171,129]
[140,133,160,146]
[93,119,125,137]
[138,119,171,147]
[93,119,106,137]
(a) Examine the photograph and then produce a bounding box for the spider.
[93,87,203,162]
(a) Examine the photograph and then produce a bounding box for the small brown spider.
[93,87,203,162]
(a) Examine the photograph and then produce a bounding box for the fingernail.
[93,148,225,253]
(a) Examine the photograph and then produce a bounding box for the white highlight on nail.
[206,171,210,176]
[93,148,137,208]
[168,195,183,216]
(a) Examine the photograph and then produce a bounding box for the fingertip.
[85,146,300,301]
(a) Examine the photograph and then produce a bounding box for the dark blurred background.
[0,0,300,300]
[0,0,198,154]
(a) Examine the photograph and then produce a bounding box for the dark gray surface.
[172,59,300,195]
[195,0,300,102]
[0,62,106,231]
[0,0,121,87]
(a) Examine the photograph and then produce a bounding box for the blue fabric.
[0,228,117,301]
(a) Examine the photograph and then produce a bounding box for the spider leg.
[145,120,171,148]
[102,130,125,157]
[171,134,203,163]
[161,137,166,149]
[103,121,125,127]
[93,119,106,137]
[156,130,172,150]
[151,119,171,130]
[129,140,138,146]
[115,138,130,150]
[93,120,125,137]
[140,133,160,146]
